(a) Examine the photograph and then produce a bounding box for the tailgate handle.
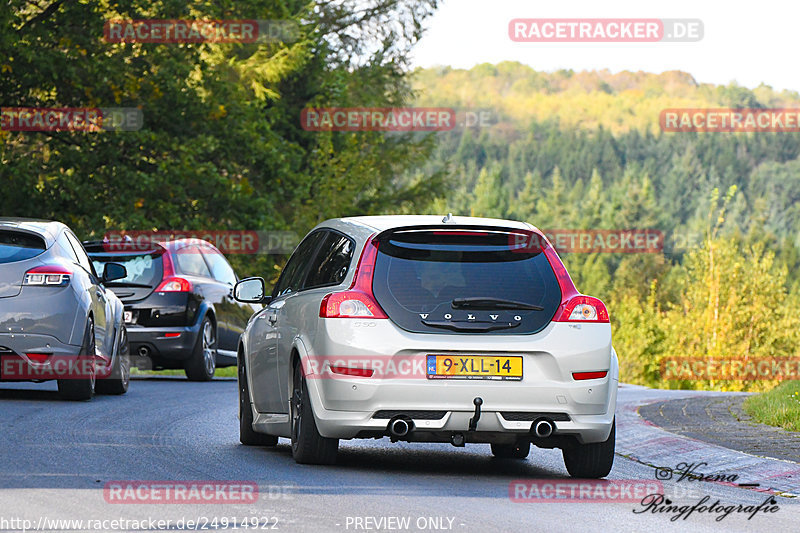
[421,320,519,332]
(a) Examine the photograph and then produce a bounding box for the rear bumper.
[127,324,200,361]
[301,321,618,444]
[311,407,615,444]
[127,319,236,367]
[0,333,81,382]
[307,369,617,444]
[0,286,85,346]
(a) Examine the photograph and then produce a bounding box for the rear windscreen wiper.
[421,319,521,332]
[451,297,544,311]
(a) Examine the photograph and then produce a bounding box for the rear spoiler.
[373,224,538,240]
[82,239,167,255]
[372,224,548,254]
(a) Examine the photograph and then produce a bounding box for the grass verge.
[743,381,800,432]
[130,366,237,378]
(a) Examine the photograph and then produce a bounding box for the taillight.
[540,238,579,301]
[155,277,192,292]
[154,249,192,292]
[23,265,71,287]
[573,370,608,380]
[330,365,375,378]
[538,236,609,323]
[319,235,388,319]
[26,353,51,364]
[554,295,609,323]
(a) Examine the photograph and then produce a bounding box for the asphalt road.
[0,378,797,533]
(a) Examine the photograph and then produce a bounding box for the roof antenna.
[442,213,455,224]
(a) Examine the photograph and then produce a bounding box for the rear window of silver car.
[372,229,562,335]
[0,230,46,264]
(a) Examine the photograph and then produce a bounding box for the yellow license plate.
[426,355,522,380]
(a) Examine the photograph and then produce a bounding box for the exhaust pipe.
[388,417,412,438]
[138,346,150,358]
[533,419,554,438]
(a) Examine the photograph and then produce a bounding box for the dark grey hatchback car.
[86,238,258,381]
[0,218,130,400]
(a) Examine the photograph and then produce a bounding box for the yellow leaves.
[208,105,227,120]
[1,64,12,74]
[134,198,144,209]
[250,81,279,102]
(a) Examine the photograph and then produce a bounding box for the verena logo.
[103,481,258,504]
[661,108,800,132]
[1,108,143,132]
[0,355,107,380]
[509,230,664,254]
[509,479,663,502]
[103,20,299,44]
[662,357,800,381]
[509,19,703,43]
[300,108,456,132]
[102,231,299,255]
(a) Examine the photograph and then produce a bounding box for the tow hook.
[468,397,483,431]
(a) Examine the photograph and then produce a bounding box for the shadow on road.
[0,387,62,402]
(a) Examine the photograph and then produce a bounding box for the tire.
[562,419,615,478]
[491,441,530,459]
[239,355,278,446]
[96,325,130,395]
[290,362,338,465]
[57,317,96,401]
[184,316,217,381]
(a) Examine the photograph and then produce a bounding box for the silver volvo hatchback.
[235,215,618,477]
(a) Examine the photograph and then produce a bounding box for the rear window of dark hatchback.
[0,230,46,264]
[372,229,562,335]
[90,252,164,287]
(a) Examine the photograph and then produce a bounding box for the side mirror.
[102,262,127,283]
[234,277,271,304]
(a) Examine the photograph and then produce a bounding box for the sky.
[411,0,799,92]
